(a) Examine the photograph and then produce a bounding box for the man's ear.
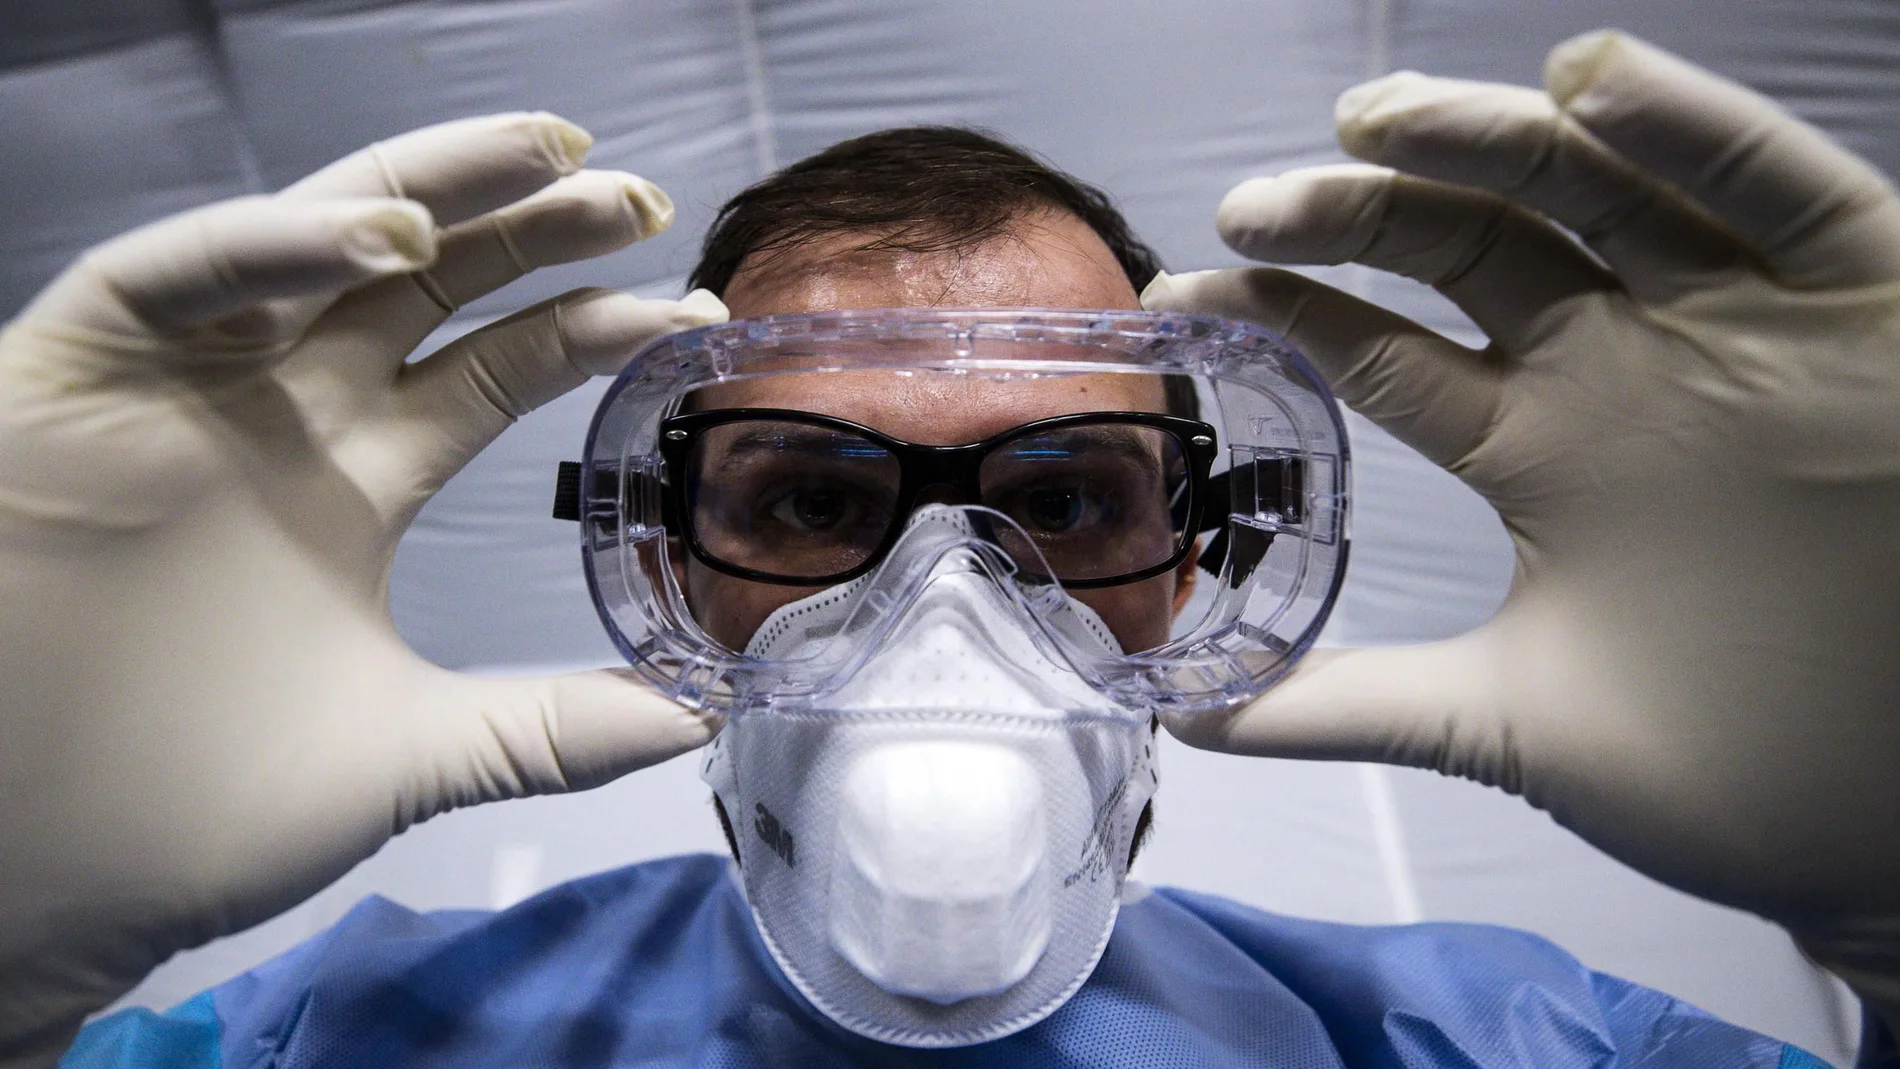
[1170,536,1202,620]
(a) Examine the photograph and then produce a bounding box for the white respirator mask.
[559,308,1350,1046]
[701,507,1157,1045]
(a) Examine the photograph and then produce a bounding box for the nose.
[910,481,970,509]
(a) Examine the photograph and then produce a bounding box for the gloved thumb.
[416,667,721,817]
[1162,635,1516,790]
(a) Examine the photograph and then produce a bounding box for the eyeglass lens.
[685,419,1189,583]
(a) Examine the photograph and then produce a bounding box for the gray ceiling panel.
[0,32,255,316]
[214,0,766,310]
[0,0,199,70]
[753,0,1369,276]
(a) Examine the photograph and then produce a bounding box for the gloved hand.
[1144,31,1900,1024]
[0,113,727,1065]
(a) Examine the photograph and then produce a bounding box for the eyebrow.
[697,420,1172,475]
[1001,427,1165,468]
[702,429,892,473]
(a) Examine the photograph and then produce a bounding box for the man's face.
[680,208,1198,653]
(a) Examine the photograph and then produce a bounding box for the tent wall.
[5,1,1892,1061]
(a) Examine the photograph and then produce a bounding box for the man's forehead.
[719,208,1142,317]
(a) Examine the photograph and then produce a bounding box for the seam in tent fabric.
[189,0,267,195]
[729,0,779,176]
[1359,763,1424,923]
[1338,0,1396,311]
[1348,0,1424,932]
[1363,0,1391,82]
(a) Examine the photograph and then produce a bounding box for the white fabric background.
[6,0,1894,1062]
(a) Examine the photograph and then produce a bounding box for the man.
[4,30,1897,1069]
[20,121,1844,1068]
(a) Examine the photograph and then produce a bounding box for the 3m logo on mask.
[755,802,796,867]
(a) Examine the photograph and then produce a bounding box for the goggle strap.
[550,461,624,523]
[551,461,582,521]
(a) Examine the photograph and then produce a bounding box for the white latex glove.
[0,113,728,1065]
[1144,31,1900,1025]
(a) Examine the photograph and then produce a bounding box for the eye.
[767,486,851,532]
[1023,486,1085,531]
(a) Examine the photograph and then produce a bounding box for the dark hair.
[689,125,1164,297]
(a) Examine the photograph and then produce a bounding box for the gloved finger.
[1142,267,1502,472]
[18,196,435,341]
[428,169,674,310]
[274,113,595,330]
[1546,30,1900,288]
[423,668,723,812]
[281,112,592,229]
[1333,73,1751,302]
[1159,641,1512,789]
[1215,164,1614,355]
[377,287,728,510]
[335,168,678,345]
[283,171,681,397]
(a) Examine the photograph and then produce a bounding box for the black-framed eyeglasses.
[656,408,1220,588]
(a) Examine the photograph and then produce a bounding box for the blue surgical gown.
[63,853,1831,1069]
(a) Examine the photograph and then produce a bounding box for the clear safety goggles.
[555,308,1350,717]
